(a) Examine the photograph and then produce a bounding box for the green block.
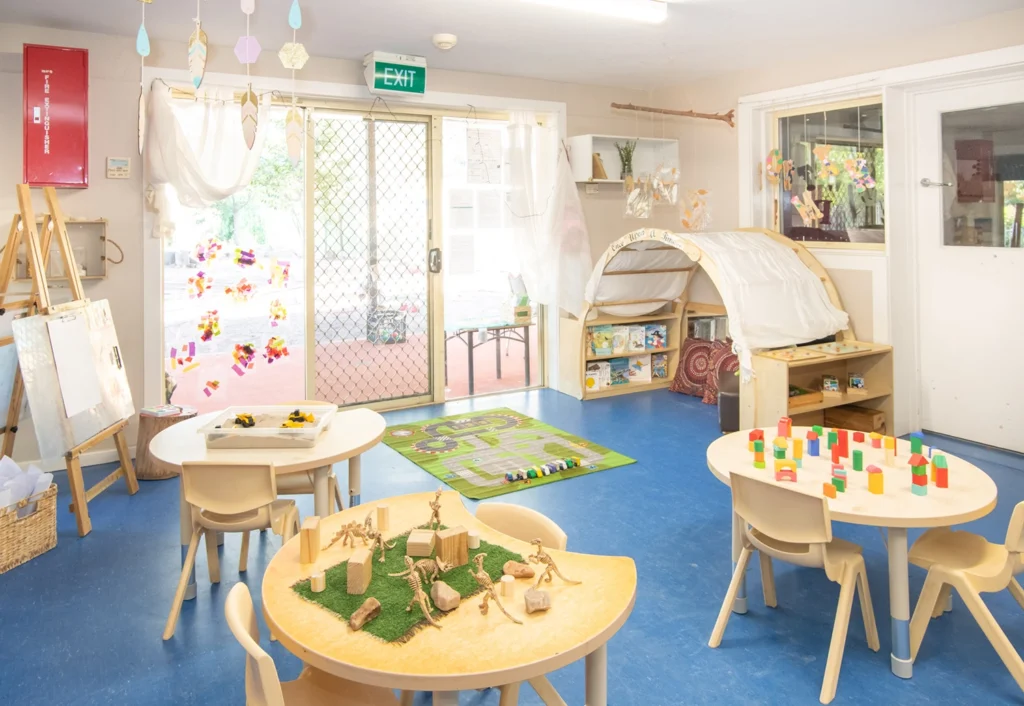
[853,450,863,471]
[831,477,846,493]
[812,425,824,437]
[828,431,838,449]
[753,439,764,452]
[933,454,948,469]
[774,447,786,459]
[911,466,927,475]
[911,484,928,496]
[754,460,766,469]
[911,436,923,454]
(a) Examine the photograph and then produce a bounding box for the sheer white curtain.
[506,111,592,318]
[145,83,270,238]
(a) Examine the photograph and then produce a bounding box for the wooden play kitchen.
[706,423,998,682]
[0,185,138,537]
[261,489,637,706]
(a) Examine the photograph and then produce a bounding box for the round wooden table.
[262,490,637,705]
[149,407,386,601]
[707,427,997,680]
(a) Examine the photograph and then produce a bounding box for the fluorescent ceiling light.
[515,0,668,24]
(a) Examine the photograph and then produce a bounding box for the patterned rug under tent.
[383,408,636,500]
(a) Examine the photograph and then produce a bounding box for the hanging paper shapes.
[267,258,291,287]
[792,191,825,226]
[264,336,289,363]
[198,310,222,342]
[814,145,840,184]
[225,277,255,302]
[269,299,288,327]
[234,247,257,267]
[203,380,221,397]
[288,0,302,29]
[844,158,876,193]
[188,270,213,298]
[285,108,303,167]
[136,24,151,57]
[278,42,309,70]
[624,176,653,219]
[232,342,258,376]
[240,86,259,150]
[651,166,679,206]
[680,189,711,232]
[168,342,197,370]
[235,36,262,64]
[136,0,150,155]
[188,25,208,90]
[194,238,223,263]
[241,0,256,14]
[782,160,794,191]
[765,149,782,185]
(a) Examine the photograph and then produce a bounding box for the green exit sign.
[365,53,427,95]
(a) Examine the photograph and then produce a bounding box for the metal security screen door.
[311,111,436,407]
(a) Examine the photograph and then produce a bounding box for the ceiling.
[1,0,1020,88]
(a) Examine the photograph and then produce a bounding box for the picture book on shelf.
[628,326,647,353]
[590,325,613,356]
[652,353,668,378]
[645,324,667,350]
[610,357,630,385]
[628,354,652,384]
[612,326,630,355]
[585,361,611,391]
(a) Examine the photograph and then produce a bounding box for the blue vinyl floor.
[2,388,1023,705]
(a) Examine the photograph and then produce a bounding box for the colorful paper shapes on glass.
[203,380,221,397]
[278,42,309,70]
[235,36,262,64]
[224,277,255,302]
[781,159,794,190]
[240,86,259,149]
[264,336,289,363]
[136,22,151,57]
[194,238,223,263]
[814,145,840,184]
[234,247,257,267]
[188,270,213,298]
[844,157,876,193]
[764,149,782,185]
[285,108,303,167]
[168,342,197,370]
[268,258,291,287]
[269,299,288,327]
[680,189,711,232]
[188,23,209,90]
[198,310,222,342]
[232,342,258,376]
[289,0,303,29]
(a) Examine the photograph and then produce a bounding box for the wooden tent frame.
[557,228,855,400]
[0,185,137,537]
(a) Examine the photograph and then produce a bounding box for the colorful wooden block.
[754,460,766,469]
[436,525,470,567]
[831,477,846,493]
[910,433,923,455]
[299,516,320,564]
[812,425,824,438]
[852,450,863,471]
[808,438,820,457]
[908,453,928,470]
[828,431,838,449]
[778,417,793,439]
[852,431,865,443]
[867,466,884,494]
[774,446,787,460]
[822,483,837,499]
[793,439,804,460]
[911,483,928,497]
[832,445,841,464]
[935,466,948,488]
[837,430,849,458]
[870,432,882,448]
[748,429,764,451]
[407,529,435,557]
[931,454,947,482]
[347,547,373,595]
[795,458,802,469]
[912,473,928,486]
[774,436,788,449]
[884,436,896,450]
[774,459,797,482]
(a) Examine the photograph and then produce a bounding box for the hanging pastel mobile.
[269,299,288,327]
[680,189,711,232]
[280,0,309,167]
[188,0,209,90]
[136,0,152,155]
[236,0,262,149]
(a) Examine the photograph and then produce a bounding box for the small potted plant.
[615,139,637,182]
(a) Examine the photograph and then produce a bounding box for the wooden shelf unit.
[740,342,894,431]
[567,134,679,183]
[557,302,684,400]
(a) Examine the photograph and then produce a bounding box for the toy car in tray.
[199,405,336,449]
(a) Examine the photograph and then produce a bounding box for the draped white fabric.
[145,84,270,238]
[506,111,593,317]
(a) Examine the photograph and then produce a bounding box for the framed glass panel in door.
[310,111,436,407]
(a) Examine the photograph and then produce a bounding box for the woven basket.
[0,483,57,574]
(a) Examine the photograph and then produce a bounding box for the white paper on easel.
[46,315,103,418]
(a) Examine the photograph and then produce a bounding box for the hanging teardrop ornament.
[240,85,259,150]
[288,0,302,30]
[136,22,151,57]
[188,22,209,90]
[241,0,255,15]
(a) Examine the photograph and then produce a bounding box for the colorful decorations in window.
[188,270,213,298]
[269,299,288,327]
[264,336,289,363]
[234,247,257,267]
[280,0,308,167]
[232,342,258,376]
[238,0,260,149]
[225,278,255,303]
[188,0,208,89]
[198,310,222,342]
[267,258,291,287]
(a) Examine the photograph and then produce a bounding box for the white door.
[914,79,1024,452]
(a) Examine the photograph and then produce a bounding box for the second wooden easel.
[0,185,138,537]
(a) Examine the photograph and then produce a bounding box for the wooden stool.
[136,409,198,480]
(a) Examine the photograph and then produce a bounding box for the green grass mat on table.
[382,407,636,500]
[293,526,524,643]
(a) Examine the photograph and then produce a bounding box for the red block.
[831,445,841,464]
[807,430,818,441]
[749,429,764,442]
[853,431,865,443]
[838,430,849,458]
[936,466,948,488]
[912,473,928,486]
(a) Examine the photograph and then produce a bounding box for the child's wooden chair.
[709,474,880,705]
[163,462,300,640]
[275,400,345,511]
[476,502,568,551]
[225,583,398,705]
[909,501,1024,691]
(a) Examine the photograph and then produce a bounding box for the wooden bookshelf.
[740,342,894,432]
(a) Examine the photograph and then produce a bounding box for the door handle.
[428,248,442,274]
[920,178,953,188]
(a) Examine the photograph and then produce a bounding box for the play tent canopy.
[582,229,852,376]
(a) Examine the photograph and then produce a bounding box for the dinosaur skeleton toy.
[469,553,522,625]
[528,538,582,590]
[399,556,441,628]
[389,557,452,584]
[427,487,443,530]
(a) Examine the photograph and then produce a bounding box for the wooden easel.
[0,184,138,537]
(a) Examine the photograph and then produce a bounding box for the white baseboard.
[22,446,138,474]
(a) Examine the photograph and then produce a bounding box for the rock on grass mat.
[293,526,523,643]
[383,408,636,500]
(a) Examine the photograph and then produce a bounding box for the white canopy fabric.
[584,229,850,378]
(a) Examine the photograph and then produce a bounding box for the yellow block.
[868,473,884,494]
[793,439,804,460]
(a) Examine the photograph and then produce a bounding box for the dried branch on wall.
[611,102,736,128]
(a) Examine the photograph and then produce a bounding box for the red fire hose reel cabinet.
[23,44,89,188]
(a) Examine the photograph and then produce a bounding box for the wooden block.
[300,516,321,564]
[467,529,480,549]
[524,588,551,614]
[376,504,389,532]
[349,597,381,631]
[430,580,461,612]
[310,572,326,593]
[436,525,469,567]
[500,575,515,598]
[822,483,836,499]
[868,471,884,495]
[407,529,435,557]
[347,547,373,595]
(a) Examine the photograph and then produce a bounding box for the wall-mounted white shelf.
[567,134,679,184]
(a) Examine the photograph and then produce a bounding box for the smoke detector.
[433,33,458,51]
